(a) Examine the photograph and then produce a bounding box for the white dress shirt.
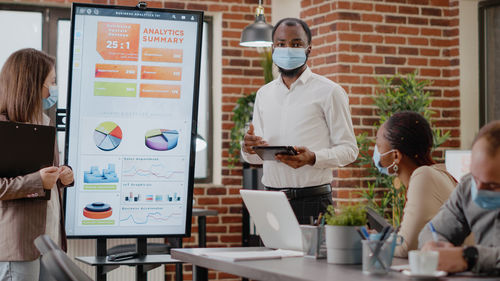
[241,67,358,188]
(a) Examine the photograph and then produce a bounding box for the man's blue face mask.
[272,47,307,70]
[471,178,500,210]
[43,85,58,110]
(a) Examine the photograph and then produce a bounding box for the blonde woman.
[0,48,74,281]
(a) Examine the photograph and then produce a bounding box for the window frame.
[478,0,500,126]
[0,4,70,57]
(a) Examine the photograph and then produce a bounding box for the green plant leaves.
[324,205,367,226]
[228,50,273,167]
[357,71,450,226]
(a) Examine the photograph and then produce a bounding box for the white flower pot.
[325,225,362,264]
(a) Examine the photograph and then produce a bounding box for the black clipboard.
[252,146,298,161]
[0,121,55,200]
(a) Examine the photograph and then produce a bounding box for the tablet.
[366,207,392,232]
[252,146,297,161]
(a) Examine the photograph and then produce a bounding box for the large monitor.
[64,3,203,238]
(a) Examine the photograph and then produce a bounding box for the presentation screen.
[64,3,203,238]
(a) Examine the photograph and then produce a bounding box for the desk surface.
[171,247,499,281]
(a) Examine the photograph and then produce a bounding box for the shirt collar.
[278,66,312,89]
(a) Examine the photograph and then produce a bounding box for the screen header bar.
[75,6,199,22]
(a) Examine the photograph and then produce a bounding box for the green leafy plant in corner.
[324,205,367,226]
[228,50,273,167]
[357,72,450,226]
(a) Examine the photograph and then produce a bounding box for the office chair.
[34,234,60,254]
[35,235,93,281]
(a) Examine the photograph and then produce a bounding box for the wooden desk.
[172,247,499,281]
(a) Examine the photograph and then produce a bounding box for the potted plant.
[324,204,367,264]
[228,50,273,167]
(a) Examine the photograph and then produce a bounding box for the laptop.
[240,189,303,252]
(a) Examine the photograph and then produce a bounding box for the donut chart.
[145,129,179,151]
[83,202,113,219]
[94,121,122,151]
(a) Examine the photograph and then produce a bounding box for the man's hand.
[242,123,267,154]
[59,165,74,186]
[40,166,60,190]
[421,240,454,251]
[422,241,467,273]
[275,146,315,169]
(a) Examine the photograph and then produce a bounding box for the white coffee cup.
[408,250,439,275]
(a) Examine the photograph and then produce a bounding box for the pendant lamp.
[239,0,273,47]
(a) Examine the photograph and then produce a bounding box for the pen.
[317,213,323,226]
[428,222,439,242]
[360,227,370,240]
[355,227,367,240]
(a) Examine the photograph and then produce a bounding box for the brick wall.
[300,0,461,203]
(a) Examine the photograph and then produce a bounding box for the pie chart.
[145,129,178,151]
[94,121,123,151]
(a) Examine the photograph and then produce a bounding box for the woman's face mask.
[272,47,307,70]
[373,146,397,176]
[43,84,58,109]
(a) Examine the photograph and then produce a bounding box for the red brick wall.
[300,0,461,203]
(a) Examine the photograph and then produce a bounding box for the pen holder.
[362,239,393,275]
[300,225,326,259]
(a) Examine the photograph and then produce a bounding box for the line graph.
[119,205,183,226]
[122,157,185,181]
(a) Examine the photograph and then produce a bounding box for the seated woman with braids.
[373,111,458,257]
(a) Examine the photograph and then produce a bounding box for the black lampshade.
[240,6,273,47]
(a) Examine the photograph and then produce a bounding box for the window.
[479,1,500,125]
[0,4,213,182]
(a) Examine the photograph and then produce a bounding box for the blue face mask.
[373,146,397,176]
[43,85,58,110]
[471,178,500,210]
[272,47,307,70]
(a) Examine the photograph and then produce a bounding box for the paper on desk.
[204,249,304,262]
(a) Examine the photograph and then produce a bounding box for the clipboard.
[0,121,55,200]
[252,146,297,161]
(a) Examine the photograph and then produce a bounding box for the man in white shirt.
[241,18,358,224]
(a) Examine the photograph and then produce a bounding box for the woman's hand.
[40,166,60,190]
[59,166,74,186]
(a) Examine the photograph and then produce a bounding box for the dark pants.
[266,186,333,225]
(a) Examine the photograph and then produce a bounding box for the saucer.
[402,270,447,279]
